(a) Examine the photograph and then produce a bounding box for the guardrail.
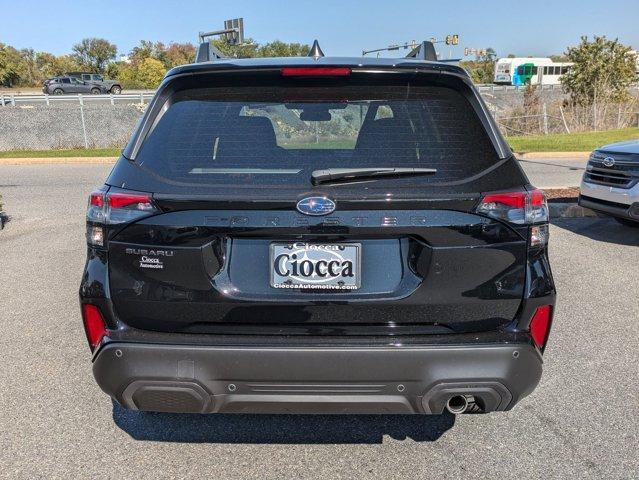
[476,84,566,93]
[0,91,156,107]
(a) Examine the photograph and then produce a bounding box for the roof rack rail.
[195,41,228,63]
[405,41,438,61]
[195,18,244,63]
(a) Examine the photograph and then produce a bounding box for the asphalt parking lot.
[0,164,637,479]
[519,156,586,188]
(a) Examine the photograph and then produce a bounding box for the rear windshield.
[133,82,505,191]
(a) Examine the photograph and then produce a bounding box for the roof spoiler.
[405,41,438,61]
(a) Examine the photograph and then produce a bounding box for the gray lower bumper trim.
[93,342,543,415]
[579,195,639,220]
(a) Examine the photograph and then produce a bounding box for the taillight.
[530,305,553,350]
[86,189,157,246]
[81,304,107,350]
[281,67,351,77]
[476,188,549,246]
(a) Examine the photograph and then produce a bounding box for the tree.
[257,40,309,57]
[460,47,496,84]
[130,40,166,66]
[562,36,637,107]
[164,43,196,67]
[210,38,309,59]
[18,49,39,86]
[71,38,117,72]
[135,58,166,88]
[0,43,23,86]
[129,40,196,69]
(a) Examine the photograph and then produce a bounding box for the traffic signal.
[445,35,460,46]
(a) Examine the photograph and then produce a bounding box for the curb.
[0,157,117,166]
[548,202,598,219]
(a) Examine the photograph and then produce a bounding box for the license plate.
[270,242,361,291]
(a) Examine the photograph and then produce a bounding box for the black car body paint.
[80,56,555,415]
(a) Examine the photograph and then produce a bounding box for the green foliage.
[36,53,79,79]
[562,36,638,107]
[460,47,496,84]
[129,40,196,69]
[71,38,117,72]
[135,58,166,88]
[0,148,120,158]
[211,38,310,58]
[0,36,308,88]
[0,43,24,87]
[507,127,639,153]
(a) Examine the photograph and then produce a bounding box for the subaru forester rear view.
[80,46,555,416]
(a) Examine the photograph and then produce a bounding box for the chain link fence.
[0,100,146,150]
[483,86,639,136]
[1,87,639,151]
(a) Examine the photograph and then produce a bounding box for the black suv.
[80,45,555,416]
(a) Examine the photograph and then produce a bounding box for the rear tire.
[53,88,63,95]
[614,217,639,227]
[91,87,101,95]
[110,85,122,95]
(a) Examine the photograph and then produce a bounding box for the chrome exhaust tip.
[445,395,469,414]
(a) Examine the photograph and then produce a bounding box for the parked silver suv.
[67,72,122,94]
[42,76,107,95]
[579,140,639,227]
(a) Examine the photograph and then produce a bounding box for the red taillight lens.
[476,189,549,226]
[281,67,351,77]
[81,304,107,350]
[107,192,153,209]
[89,192,104,208]
[530,305,553,350]
[479,192,526,209]
[86,189,157,246]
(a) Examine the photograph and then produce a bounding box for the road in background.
[519,157,587,188]
[0,164,637,479]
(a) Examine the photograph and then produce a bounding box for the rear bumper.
[93,341,543,415]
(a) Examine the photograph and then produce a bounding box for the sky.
[1,0,638,59]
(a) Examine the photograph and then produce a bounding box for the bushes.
[114,58,167,89]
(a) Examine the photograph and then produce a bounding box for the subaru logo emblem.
[602,157,615,167]
[296,196,336,216]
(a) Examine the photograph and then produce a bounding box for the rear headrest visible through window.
[212,115,278,160]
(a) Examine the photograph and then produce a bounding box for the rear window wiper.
[311,167,437,185]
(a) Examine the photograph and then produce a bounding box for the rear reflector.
[281,67,351,77]
[530,305,553,350]
[81,304,107,350]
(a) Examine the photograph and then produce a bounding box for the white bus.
[494,57,573,86]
